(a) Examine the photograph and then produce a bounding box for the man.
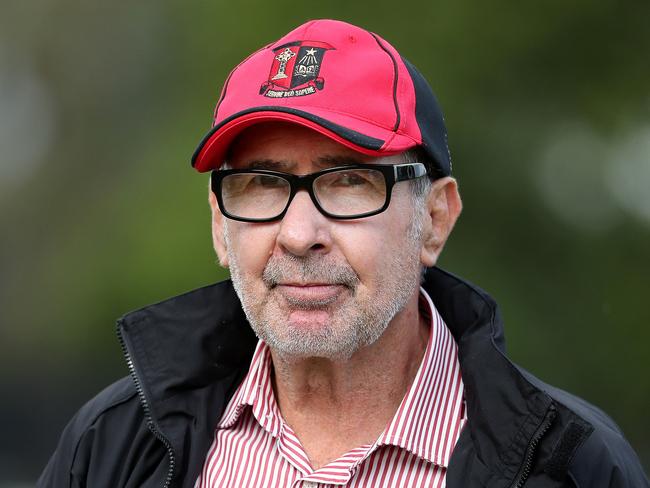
[39,19,648,487]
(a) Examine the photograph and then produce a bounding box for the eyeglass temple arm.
[393,163,427,182]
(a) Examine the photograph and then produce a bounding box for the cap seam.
[249,104,421,145]
[369,33,400,132]
[391,128,420,145]
[253,105,419,144]
[213,44,270,123]
[381,131,399,150]
[296,105,396,132]
[300,19,319,38]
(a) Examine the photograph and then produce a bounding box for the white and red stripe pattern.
[196,289,466,487]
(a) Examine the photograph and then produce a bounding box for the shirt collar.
[216,340,281,436]
[374,287,466,467]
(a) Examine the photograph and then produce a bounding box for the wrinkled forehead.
[225,121,405,171]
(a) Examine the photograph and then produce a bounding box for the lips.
[275,283,346,308]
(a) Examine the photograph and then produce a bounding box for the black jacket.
[38,268,649,487]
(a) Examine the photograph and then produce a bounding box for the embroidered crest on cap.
[259,41,334,98]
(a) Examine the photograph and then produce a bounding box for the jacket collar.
[117,280,257,487]
[425,268,557,484]
[118,267,589,486]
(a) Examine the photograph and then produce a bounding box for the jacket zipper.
[118,322,176,488]
[510,404,557,488]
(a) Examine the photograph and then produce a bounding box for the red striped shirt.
[197,289,466,487]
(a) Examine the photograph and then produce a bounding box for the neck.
[269,291,429,468]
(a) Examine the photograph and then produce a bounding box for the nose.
[275,190,332,256]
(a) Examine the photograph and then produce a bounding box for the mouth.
[274,283,347,309]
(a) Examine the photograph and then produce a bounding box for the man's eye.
[252,175,285,188]
[332,172,369,187]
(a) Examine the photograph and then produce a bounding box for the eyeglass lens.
[220,168,388,220]
[221,173,291,220]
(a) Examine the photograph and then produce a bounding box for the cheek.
[338,199,420,281]
[333,224,398,283]
[226,223,277,275]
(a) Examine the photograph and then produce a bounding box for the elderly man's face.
[210,123,431,360]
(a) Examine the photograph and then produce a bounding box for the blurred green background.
[1,0,649,484]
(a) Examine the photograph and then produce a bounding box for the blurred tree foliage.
[1,0,648,482]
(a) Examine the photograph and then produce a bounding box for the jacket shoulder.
[550,385,649,487]
[37,376,146,487]
[520,368,649,487]
[69,376,139,431]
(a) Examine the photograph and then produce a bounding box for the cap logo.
[259,41,334,98]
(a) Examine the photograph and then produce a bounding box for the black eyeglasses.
[210,162,427,223]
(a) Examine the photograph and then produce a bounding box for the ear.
[209,186,230,268]
[420,177,462,267]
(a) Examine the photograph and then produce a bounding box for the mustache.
[262,254,359,289]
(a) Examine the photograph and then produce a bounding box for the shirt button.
[303,482,318,488]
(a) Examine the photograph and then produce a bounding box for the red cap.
[192,19,451,177]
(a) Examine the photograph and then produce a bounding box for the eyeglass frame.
[210,162,429,223]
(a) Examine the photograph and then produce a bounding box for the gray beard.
[223,219,422,361]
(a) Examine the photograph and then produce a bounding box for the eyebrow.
[245,159,295,171]
[242,155,367,172]
[314,155,367,168]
